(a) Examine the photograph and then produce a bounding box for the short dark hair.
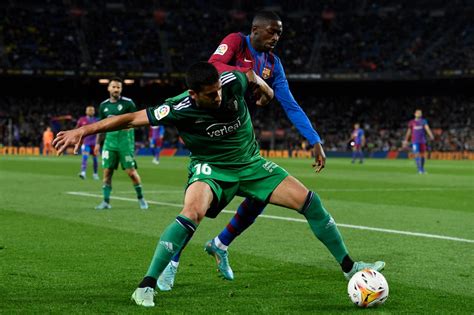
[185,62,219,92]
[109,76,123,84]
[252,11,281,26]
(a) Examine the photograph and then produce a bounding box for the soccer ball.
[347,269,389,308]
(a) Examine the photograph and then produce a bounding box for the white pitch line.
[66,191,474,244]
[113,190,184,194]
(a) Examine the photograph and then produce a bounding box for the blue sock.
[421,157,425,171]
[351,151,356,162]
[81,154,88,172]
[155,148,162,160]
[93,156,98,173]
[415,157,422,171]
[218,198,266,246]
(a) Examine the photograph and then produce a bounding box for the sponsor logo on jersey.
[104,108,109,112]
[213,44,228,55]
[118,104,123,111]
[244,57,253,63]
[154,105,170,120]
[262,67,272,79]
[206,118,241,137]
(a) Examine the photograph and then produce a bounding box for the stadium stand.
[1,0,472,75]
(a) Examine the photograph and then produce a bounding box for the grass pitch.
[0,155,473,314]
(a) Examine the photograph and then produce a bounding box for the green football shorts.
[101,148,137,170]
[186,157,289,218]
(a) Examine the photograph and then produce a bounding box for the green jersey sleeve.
[221,71,248,98]
[232,70,248,95]
[127,99,137,113]
[147,104,179,126]
[98,103,106,120]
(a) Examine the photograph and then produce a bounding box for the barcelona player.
[76,106,99,179]
[403,109,434,174]
[350,123,365,164]
[149,125,165,165]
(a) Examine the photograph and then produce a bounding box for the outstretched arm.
[53,110,149,155]
[271,59,325,171]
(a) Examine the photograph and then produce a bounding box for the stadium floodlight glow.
[98,79,109,84]
[124,79,135,85]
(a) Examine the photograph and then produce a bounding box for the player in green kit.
[53,62,384,308]
[94,77,148,210]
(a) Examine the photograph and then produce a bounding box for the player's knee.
[103,173,112,185]
[180,206,205,224]
[126,169,138,179]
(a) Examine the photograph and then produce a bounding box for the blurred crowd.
[1,95,472,152]
[1,0,472,74]
[252,95,473,152]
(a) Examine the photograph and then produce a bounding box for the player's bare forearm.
[53,110,149,155]
[312,142,326,173]
[245,70,274,106]
[77,112,146,136]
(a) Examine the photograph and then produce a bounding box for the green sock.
[300,192,348,263]
[103,184,112,203]
[145,215,197,279]
[134,184,143,199]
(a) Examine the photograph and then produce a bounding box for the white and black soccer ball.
[347,269,389,308]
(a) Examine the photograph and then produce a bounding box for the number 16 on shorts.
[194,163,212,175]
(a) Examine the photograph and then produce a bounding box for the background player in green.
[94,77,148,210]
[53,62,384,308]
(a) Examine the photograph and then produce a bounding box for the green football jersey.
[146,71,260,166]
[98,96,136,151]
